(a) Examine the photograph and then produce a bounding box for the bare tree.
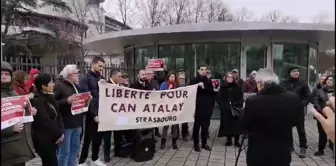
[116,0,134,28]
[186,0,206,23]
[260,10,282,22]
[204,0,232,22]
[135,0,165,27]
[232,7,254,22]
[312,12,329,23]
[280,15,299,23]
[160,0,189,25]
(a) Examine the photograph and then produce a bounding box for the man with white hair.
[243,68,301,166]
[54,64,86,166]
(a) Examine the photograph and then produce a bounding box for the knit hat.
[1,61,13,76]
[288,67,299,75]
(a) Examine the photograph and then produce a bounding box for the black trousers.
[317,120,328,151]
[13,163,27,166]
[79,116,104,164]
[181,123,189,137]
[291,108,307,149]
[37,144,58,166]
[114,130,124,155]
[103,131,112,155]
[192,111,212,145]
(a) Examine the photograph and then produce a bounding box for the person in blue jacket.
[159,72,180,150]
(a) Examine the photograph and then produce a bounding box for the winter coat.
[243,79,258,93]
[13,83,30,95]
[190,75,216,117]
[78,70,104,119]
[280,78,311,108]
[148,79,160,90]
[1,61,35,166]
[1,89,36,166]
[54,79,83,129]
[25,69,40,93]
[130,80,152,90]
[30,92,64,153]
[217,82,244,137]
[312,86,334,112]
[243,84,301,166]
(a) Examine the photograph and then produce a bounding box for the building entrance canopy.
[84,22,335,54]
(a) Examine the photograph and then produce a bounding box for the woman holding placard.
[159,72,180,150]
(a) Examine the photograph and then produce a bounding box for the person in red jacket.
[25,69,40,93]
[13,70,30,95]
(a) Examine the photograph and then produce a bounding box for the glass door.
[245,44,267,79]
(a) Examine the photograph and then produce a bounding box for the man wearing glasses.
[280,67,311,158]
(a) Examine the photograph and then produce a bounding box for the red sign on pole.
[146,59,165,71]
[1,95,33,130]
[71,92,91,115]
[211,79,221,92]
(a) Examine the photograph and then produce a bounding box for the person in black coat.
[279,67,311,158]
[130,69,152,90]
[217,72,244,147]
[243,68,301,166]
[30,74,64,166]
[78,56,106,166]
[54,65,85,166]
[312,75,334,156]
[190,65,215,152]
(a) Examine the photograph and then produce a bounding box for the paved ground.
[27,113,335,166]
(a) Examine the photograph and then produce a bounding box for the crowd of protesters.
[1,56,335,166]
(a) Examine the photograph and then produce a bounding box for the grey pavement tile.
[25,118,335,166]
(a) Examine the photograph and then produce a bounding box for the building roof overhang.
[83,22,335,54]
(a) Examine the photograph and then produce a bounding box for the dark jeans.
[192,112,211,145]
[13,163,26,166]
[114,130,124,155]
[181,123,189,137]
[317,120,328,151]
[79,117,104,164]
[291,109,307,149]
[103,131,112,155]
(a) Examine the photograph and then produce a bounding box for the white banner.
[98,81,198,131]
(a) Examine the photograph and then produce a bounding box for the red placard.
[71,92,91,115]
[146,59,165,71]
[211,79,221,92]
[1,95,33,130]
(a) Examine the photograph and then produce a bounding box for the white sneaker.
[91,159,106,166]
[78,163,88,166]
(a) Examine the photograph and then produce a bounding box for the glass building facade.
[124,41,318,88]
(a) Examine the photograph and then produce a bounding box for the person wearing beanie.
[280,67,311,158]
[1,61,36,166]
[243,70,258,93]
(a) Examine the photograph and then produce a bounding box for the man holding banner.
[97,68,198,161]
[190,64,215,152]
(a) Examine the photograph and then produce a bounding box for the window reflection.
[158,44,194,80]
[134,47,157,69]
[245,44,266,77]
[196,43,240,79]
[273,43,308,81]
